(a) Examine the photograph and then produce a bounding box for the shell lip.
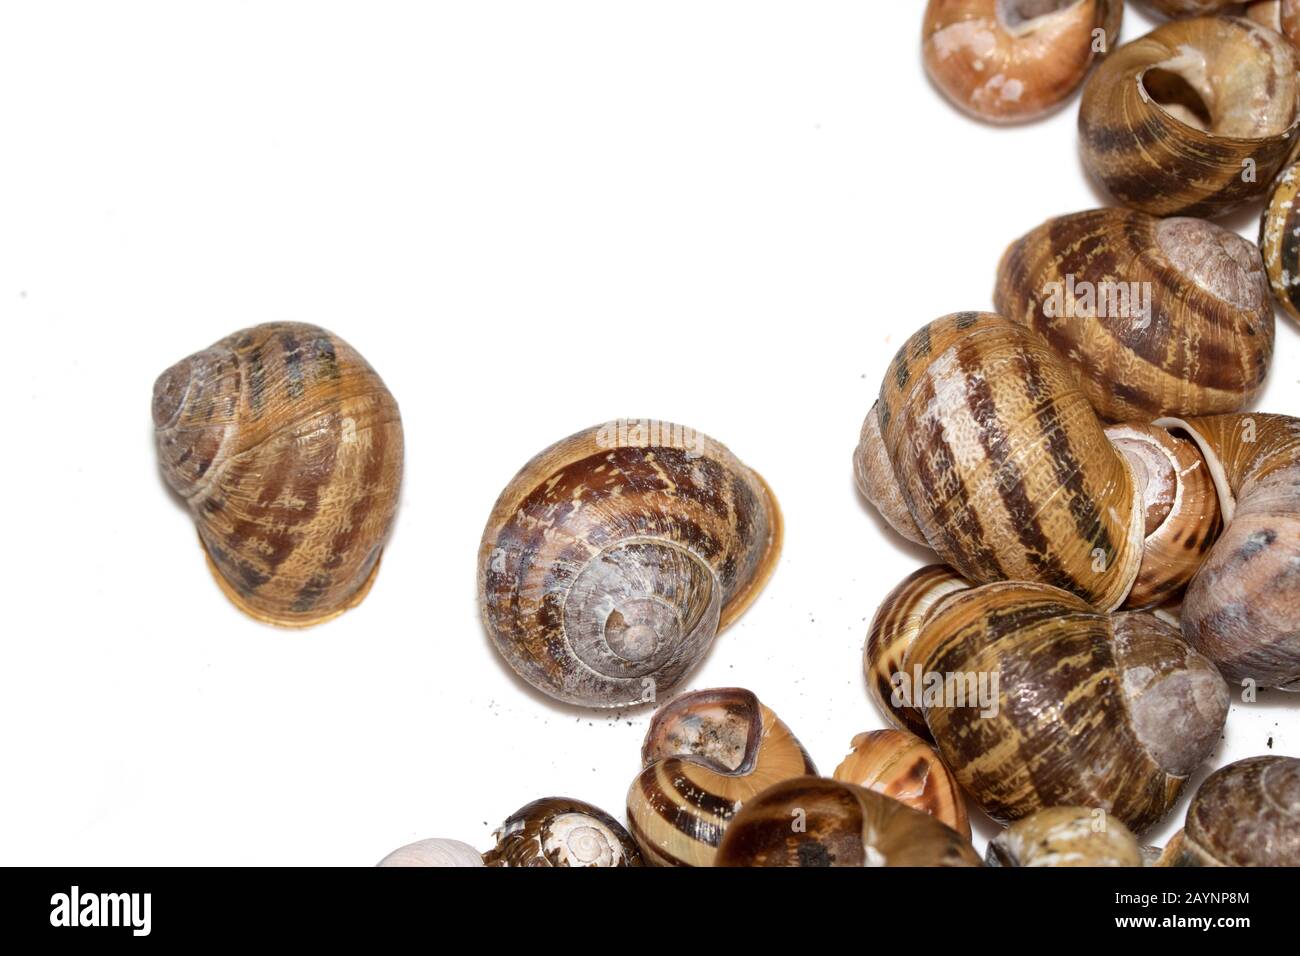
[717,466,783,633]
[1152,417,1236,523]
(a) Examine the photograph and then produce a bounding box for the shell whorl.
[152,322,403,627]
[478,423,781,708]
[1172,756,1300,866]
[482,797,642,867]
[625,688,815,867]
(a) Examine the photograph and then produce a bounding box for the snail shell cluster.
[714,776,982,867]
[832,729,970,838]
[1160,756,1300,866]
[1079,16,1300,218]
[1260,160,1300,326]
[478,422,781,708]
[625,688,815,866]
[481,797,642,867]
[921,0,1122,124]
[153,322,403,627]
[986,807,1144,866]
[994,208,1274,420]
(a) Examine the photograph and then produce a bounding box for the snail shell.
[1161,756,1300,865]
[1155,414,1300,690]
[922,0,1122,124]
[482,797,642,867]
[1147,0,1242,15]
[905,578,1230,832]
[1260,160,1300,326]
[478,422,781,708]
[715,777,983,867]
[152,322,403,626]
[376,838,484,867]
[1079,16,1300,218]
[832,729,971,839]
[1246,1,1300,47]
[985,807,1144,866]
[625,687,815,867]
[994,208,1275,420]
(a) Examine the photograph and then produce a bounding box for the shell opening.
[997,0,1079,31]
[1142,68,1212,132]
[641,688,762,774]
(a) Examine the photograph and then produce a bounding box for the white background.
[0,2,1294,865]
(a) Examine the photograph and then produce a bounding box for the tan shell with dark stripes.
[1079,16,1300,218]
[478,423,781,708]
[994,208,1274,420]
[152,322,403,627]
[832,729,971,839]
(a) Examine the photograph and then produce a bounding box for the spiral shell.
[625,688,815,867]
[1079,16,1300,218]
[1260,160,1300,325]
[922,0,1122,124]
[1155,414,1300,690]
[904,578,1229,832]
[715,777,982,867]
[481,797,641,867]
[986,807,1144,866]
[376,838,484,867]
[1161,756,1300,865]
[994,208,1274,420]
[832,729,971,838]
[478,421,781,708]
[152,322,403,626]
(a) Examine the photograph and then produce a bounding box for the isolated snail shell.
[985,807,1144,866]
[1160,756,1300,865]
[904,578,1230,832]
[1260,160,1300,325]
[625,688,815,867]
[922,0,1122,124]
[1079,16,1300,218]
[376,838,484,867]
[1155,414,1300,689]
[994,208,1274,420]
[1246,0,1300,46]
[715,777,982,867]
[153,322,403,626]
[832,729,971,839]
[481,797,641,867]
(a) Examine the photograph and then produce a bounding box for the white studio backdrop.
[0,2,1293,864]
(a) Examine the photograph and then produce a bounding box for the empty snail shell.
[921,1,1122,124]
[376,838,484,867]
[985,807,1144,866]
[1146,0,1242,15]
[1260,160,1300,325]
[482,797,642,867]
[903,577,1229,832]
[1246,0,1300,47]
[625,687,815,867]
[1079,16,1300,218]
[479,421,781,708]
[1159,756,1300,865]
[832,729,971,839]
[1154,414,1300,690]
[715,777,982,867]
[153,322,403,626]
[994,208,1275,420]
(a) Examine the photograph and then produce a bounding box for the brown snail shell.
[863,565,970,739]
[832,729,971,839]
[715,777,982,867]
[625,688,815,867]
[376,839,485,867]
[152,322,403,627]
[1260,160,1300,326]
[1155,414,1300,689]
[985,807,1144,866]
[994,208,1274,420]
[1246,1,1300,46]
[1160,756,1300,865]
[922,1,1122,124]
[482,797,642,867]
[478,421,781,708]
[904,578,1230,832]
[1079,16,1300,218]
[1147,0,1242,15]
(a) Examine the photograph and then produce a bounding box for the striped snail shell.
[376,838,484,867]
[832,729,971,839]
[478,422,781,708]
[1079,16,1300,218]
[1155,414,1300,690]
[152,322,403,627]
[1246,0,1300,46]
[1260,160,1300,326]
[714,777,982,867]
[1146,0,1243,15]
[482,797,642,867]
[1159,756,1300,866]
[904,578,1229,833]
[921,0,1121,124]
[985,807,1144,867]
[625,687,815,867]
[994,208,1275,420]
